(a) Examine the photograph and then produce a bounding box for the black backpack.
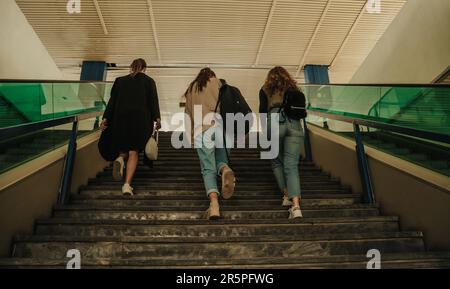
[281,88,307,120]
[215,84,253,136]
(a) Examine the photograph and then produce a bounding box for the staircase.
[2,132,450,269]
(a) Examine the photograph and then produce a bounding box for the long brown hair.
[263,66,297,96]
[130,58,147,77]
[184,67,217,97]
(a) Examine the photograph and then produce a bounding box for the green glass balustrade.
[0,81,112,174]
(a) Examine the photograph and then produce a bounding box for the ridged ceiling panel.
[16,0,158,66]
[152,0,272,64]
[305,0,366,65]
[15,0,407,83]
[258,0,329,66]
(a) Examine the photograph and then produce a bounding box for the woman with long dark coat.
[101,58,161,195]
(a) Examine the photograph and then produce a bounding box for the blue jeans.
[268,109,304,198]
[195,127,231,197]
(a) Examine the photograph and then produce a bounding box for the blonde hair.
[130,58,147,77]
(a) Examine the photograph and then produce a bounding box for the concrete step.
[12,232,424,259]
[87,178,340,185]
[78,188,351,196]
[52,205,380,220]
[3,252,450,268]
[82,183,349,191]
[100,166,322,174]
[71,193,359,201]
[34,216,400,237]
[96,170,335,179]
[69,195,362,207]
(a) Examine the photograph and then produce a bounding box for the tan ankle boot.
[205,200,220,220]
[221,165,236,200]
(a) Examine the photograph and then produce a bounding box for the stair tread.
[70,193,361,201]
[36,216,399,225]
[14,231,423,243]
[54,203,379,211]
[3,252,450,268]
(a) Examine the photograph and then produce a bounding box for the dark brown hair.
[263,66,297,96]
[184,67,217,97]
[130,58,147,77]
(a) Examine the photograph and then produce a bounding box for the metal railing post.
[303,118,313,162]
[353,123,375,203]
[58,120,79,204]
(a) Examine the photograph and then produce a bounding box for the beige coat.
[185,77,222,138]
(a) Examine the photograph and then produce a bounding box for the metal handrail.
[301,83,450,88]
[0,111,104,140]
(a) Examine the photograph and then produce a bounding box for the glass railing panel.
[52,82,109,118]
[0,80,112,173]
[0,81,112,129]
[302,84,450,176]
[0,82,52,127]
[302,84,450,137]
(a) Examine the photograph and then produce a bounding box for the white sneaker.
[289,206,303,219]
[122,183,134,196]
[282,196,293,207]
[113,156,125,181]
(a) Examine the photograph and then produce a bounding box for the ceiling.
[16,0,407,82]
[15,0,408,128]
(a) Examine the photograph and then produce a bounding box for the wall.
[308,125,450,250]
[351,0,450,84]
[0,135,108,257]
[0,0,62,80]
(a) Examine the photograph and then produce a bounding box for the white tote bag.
[145,130,159,161]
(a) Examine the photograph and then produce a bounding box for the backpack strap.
[214,85,226,113]
[279,89,291,122]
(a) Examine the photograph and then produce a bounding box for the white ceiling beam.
[92,0,108,35]
[253,0,277,66]
[329,0,369,68]
[146,0,162,64]
[295,0,332,77]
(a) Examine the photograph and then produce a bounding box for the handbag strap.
[153,129,159,143]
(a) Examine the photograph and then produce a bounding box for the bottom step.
[2,252,450,269]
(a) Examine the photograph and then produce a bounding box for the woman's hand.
[100,119,108,131]
[155,118,162,130]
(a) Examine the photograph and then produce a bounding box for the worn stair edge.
[13,231,424,244]
[35,216,399,226]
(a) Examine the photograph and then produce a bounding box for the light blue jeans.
[195,127,231,197]
[268,108,304,198]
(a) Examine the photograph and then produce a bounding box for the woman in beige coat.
[184,68,236,220]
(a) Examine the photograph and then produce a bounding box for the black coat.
[102,73,160,155]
